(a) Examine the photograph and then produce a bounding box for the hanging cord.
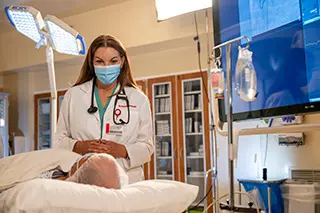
[188,184,213,210]
[189,11,219,210]
[263,118,273,167]
[193,12,214,122]
[189,12,222,210]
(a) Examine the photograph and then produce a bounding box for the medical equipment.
[87,77,99,114]
[87,77,130,125]
[235,47,257,102]
[4,5,86,147]
[202,191,260,213]
[211,54,224,99]
[213,0,320,122]
[113,89,130,125]
[210,35,262,213]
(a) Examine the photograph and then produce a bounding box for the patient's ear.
[70,156,90,176]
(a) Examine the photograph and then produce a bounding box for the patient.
[37,153,126,189]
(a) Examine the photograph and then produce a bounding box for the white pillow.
[0,178,198,213]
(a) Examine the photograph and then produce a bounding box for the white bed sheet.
[0,178,198,213]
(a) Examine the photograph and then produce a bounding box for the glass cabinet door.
[35,90,67,150]
[152,82,175,180]
[183,79,206,204]
[0,93,9,157]
[37,98,51,150]
[177,72,211,211]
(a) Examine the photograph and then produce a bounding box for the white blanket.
[0,149,80,192]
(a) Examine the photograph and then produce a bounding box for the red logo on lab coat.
[118,105,136,108]
[106,123,110,134]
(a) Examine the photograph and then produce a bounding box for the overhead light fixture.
[44,15,86,55]
[4,5,87,150]
[4,5,44,43]
[155,0,212,21]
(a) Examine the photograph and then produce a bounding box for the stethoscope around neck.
[87,77,130,125]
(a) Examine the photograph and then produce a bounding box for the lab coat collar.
[78,79,93,94]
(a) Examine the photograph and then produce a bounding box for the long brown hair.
[74,35,139,91]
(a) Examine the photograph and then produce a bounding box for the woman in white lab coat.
[54,35,154,183]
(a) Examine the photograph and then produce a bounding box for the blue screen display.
[217,0,320,116]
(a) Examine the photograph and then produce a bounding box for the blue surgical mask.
[94,64,121,85]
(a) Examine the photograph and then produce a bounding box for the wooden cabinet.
[147,72,212,211]
[34,91,66,150]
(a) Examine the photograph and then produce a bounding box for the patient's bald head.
[66,153,124,189]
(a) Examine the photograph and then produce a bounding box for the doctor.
[54,34,154,183]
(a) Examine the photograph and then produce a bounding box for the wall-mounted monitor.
[213,0,320,122]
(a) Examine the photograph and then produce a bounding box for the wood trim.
[136,80,149,180]
[147,76,179,181]
[171,77,179,181]
[147,79,155,180]
[136,80,146,95]
[176,71,213,212]
[176,75,184,182]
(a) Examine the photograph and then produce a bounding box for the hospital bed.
[0,149,198,213]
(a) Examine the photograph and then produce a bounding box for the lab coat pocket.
[103,122,123,142]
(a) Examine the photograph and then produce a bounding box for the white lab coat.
[53,79,154,184]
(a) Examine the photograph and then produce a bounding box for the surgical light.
[44,15,85,55]
[4,5,44,43]
[155,0,212,21]
[4,5,86,149]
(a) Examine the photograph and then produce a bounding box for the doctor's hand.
[72,140,102,155]
[88,140,128,159]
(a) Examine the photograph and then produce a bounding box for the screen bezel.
[212,0,320,122]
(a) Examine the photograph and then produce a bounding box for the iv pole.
[212,35,251,212]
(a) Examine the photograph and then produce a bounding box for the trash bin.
[239,179,286,213]
[281,183,320,213]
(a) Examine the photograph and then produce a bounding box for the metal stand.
[205,9,219,213]
[211,36,253,212]
[45,44,57,146]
